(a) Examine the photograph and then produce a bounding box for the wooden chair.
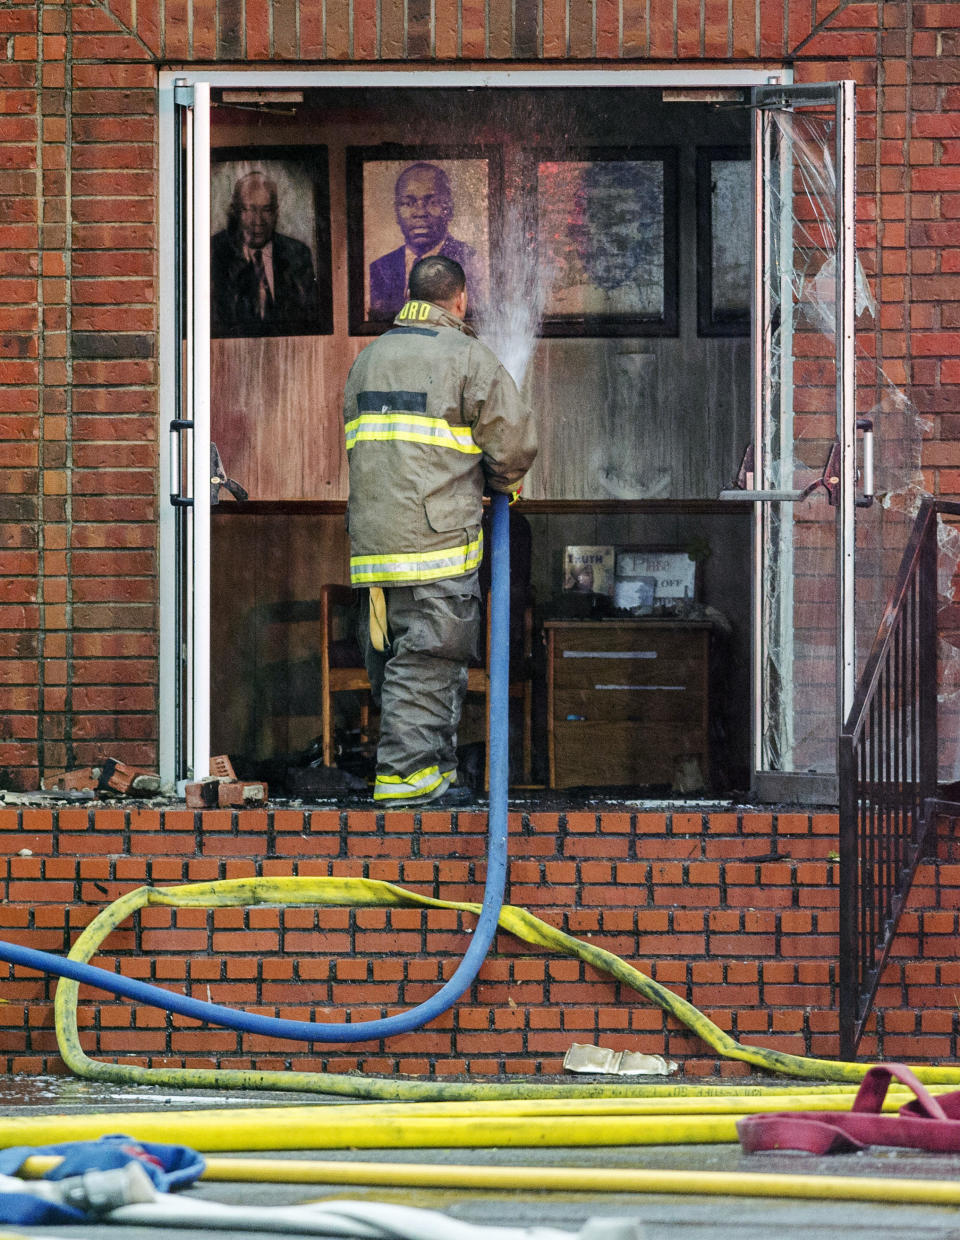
[319,584,371,769]
[318,583,533,787]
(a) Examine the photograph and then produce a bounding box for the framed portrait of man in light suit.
[210,145,333,339]
[346,145,500,336]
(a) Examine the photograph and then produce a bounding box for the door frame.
[158,65,792,786]
[748,80,856,806]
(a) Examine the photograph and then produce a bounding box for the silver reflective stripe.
[563,650,658,659]
[593,684,686,691]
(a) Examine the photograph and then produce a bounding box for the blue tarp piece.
[0,1192,86,1225]
[0,1132,205,1189]
[0,1134,205,1224]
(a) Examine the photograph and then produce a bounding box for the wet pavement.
[1,1077,960,1238]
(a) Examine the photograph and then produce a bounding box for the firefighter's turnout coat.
[343,299,538,588]
[343,299,537,803]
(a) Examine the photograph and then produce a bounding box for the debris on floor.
[563,1043,678,1076]
[217,780,269,808]
[99,759,162,797]
[44,762,163,801]
[285,762,367,797]
[185,756,269,808]
[206,737,373,800]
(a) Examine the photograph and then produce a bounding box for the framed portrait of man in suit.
[210,145,333,339]
[346,145,499,336]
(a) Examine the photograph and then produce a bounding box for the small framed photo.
[697,146,751,337]
[534,147,679,337]
[346,145,500,335]
[563,545,615,597]
[210,145,333,339]
[614,547,700,612]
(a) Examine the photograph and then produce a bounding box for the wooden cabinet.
[544,619,711,790]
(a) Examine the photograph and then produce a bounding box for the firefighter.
[343,255,538,808]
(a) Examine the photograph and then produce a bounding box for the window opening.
[200,86,759,800]
[171,79,942,800]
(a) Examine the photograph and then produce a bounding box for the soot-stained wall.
[211,88,752,505]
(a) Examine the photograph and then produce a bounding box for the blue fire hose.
[0,491,512,1044]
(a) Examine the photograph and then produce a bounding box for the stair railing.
[838,497,960,1058]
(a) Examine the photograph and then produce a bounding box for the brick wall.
[1,4,160,792]
[0,803,947,1077]
[1,2,958,792]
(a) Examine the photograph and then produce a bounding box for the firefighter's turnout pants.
[361,573,481,803]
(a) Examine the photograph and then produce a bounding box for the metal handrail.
[838,497,960,1057]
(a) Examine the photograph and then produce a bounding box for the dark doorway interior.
[207,87,754,798]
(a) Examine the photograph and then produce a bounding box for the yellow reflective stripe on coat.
[350,533,483,585]
[345,413,480,455]
[374,765,445,801]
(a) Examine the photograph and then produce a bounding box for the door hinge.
[752,84,840,111]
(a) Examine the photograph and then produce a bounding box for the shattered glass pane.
[759,108,843,774]
[762,105,953,780]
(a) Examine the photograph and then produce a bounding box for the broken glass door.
[746,82,858,803]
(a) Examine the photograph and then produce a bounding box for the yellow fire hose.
[0,1088,952,1152]
[192,1156,960,1204]
[0,874,952,1215]
[0,1110,738,1150]
[15,1152,960,1210]
[11,1089,930,1155]
[51,876,960,1099]
[191,1157,960,1204]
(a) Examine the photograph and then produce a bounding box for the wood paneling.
[523,337,751,501]
[210,335,360,501]
[210,90,751,504]
[209,512,351,760]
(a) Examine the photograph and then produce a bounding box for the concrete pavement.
[0,1078,958,1239]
